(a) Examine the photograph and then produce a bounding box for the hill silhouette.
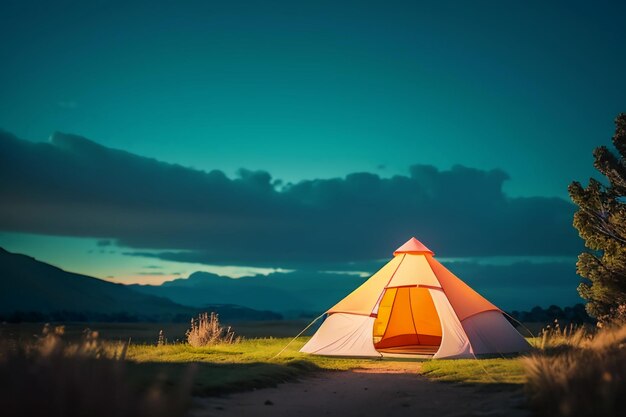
[0,248,281,322]
[130,270,366,316]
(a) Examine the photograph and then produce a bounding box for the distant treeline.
[1,305,593,325]
[0,308,283,323]
[0,311,192,323]
[508,303,594,325]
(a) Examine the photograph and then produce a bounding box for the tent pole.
[271,312,327,359]
[501,311,537,340]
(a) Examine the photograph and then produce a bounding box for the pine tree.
[568,113,626,324]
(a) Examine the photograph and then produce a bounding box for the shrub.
[186,312,241,347]
[0,324,193,417]
[523,322,626,417]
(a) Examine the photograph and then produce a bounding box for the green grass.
[127,337,528,395]
[421,358,526,385]
[128,337,357,369]
[419,337,535,386]
[125,337,365,395]
[5,322,532,395]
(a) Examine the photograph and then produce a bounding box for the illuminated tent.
[301,237,531,358]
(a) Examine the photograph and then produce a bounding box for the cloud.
[96,240,111,247]
[0,130,581,268]
[446,260,581,309]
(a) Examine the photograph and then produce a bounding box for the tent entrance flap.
[373,287,442,355]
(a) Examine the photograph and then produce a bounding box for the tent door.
[373,287,442,355]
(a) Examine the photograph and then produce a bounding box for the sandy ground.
[189,362,530,417]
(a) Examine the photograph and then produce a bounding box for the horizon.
[0,242,580,314]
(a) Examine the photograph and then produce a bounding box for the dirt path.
[189,362,530,417]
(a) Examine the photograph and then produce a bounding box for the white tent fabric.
[462,310,532,355]
[300,238,531,359]
[300,290,479,359]
[429,289,473,359]
[300,313,380,357]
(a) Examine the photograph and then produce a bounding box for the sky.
[1,0,625,310]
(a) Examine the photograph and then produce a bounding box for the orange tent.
[301,237,530,358]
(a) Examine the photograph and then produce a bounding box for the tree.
[568,113,626,324]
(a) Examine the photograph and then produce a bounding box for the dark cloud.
[449,260,578,287]
[438,260,582,310]
[447,260,581,310]
[0,130,580,268]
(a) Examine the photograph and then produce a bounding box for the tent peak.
[393,237,434,256]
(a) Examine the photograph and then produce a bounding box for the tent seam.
[425,255,476,354]
[459,307,503,322]
[370,254,406,316]
[377,288,398,344]
[426,255,499,321]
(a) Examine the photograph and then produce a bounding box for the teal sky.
[1,0,624,309]
[2,0,625,198]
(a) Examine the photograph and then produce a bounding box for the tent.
[301,237,531,359]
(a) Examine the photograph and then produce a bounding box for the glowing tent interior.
[300,237,531,358]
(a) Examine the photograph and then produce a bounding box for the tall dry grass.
[523,321,626,417]
[534,319,592,351]
[0,324,194,417]
[186,312,241,347]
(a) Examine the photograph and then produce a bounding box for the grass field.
[421,358,525,385]
[4,320,624,417]
[125,339,528,396]
[125,337,530,395]
[125,337,371,395]
[420,338,542,386]
[1,321,528,396]
[0,321,360,396]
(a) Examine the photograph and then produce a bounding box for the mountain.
[130,270,367,315]
[129,260,582,315]
[0,248,281,321]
